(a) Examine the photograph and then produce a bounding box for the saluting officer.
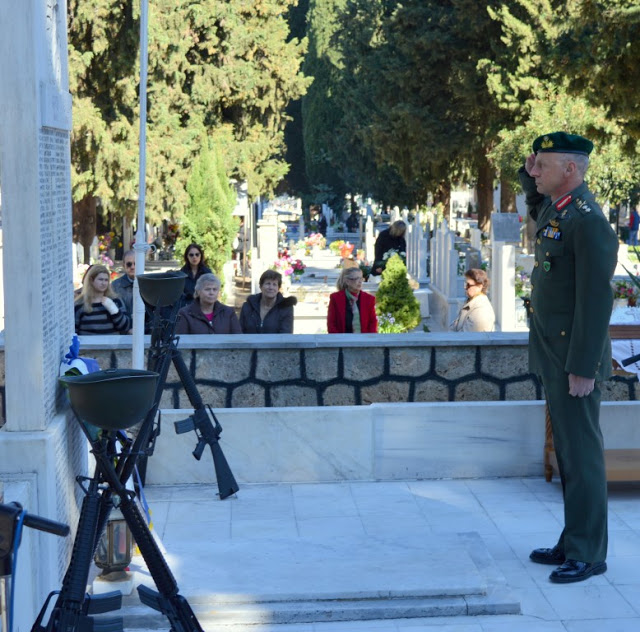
[519,132,618,583]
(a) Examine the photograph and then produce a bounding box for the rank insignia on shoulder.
[556,194,572,211]
[575,197,592,213]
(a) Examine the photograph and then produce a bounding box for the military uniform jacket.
[518,168,618,380]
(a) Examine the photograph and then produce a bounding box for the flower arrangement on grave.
[339,241,354,259]
[515,266,532,298]
[305,232,326,249]
[382,248,406,263]
[272,254,293,276]
[612,279,638,306]
[97,232,114,253]
[291,259,306,276]
[377,313,406,334]
[329,239,345,256]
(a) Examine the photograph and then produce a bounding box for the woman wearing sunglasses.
[450,268,495,332]
[179,242,212,306]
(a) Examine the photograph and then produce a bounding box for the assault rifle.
[139,272,239,499]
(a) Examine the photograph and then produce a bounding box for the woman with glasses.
[74,264,131,335]
[450,268,495,332]
[179,243,212,305]
[327,265,378,333]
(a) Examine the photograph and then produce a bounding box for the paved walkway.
[121,477,640,631]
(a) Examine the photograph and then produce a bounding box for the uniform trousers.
[542,367,608,563]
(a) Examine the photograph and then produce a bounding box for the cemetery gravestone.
[490,212,521,244]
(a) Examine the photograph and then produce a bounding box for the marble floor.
[122,477,640,631]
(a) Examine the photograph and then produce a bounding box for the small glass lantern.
[94,508,133,578]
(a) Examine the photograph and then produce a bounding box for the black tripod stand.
[34,369,204,631]
[33,272,238,631]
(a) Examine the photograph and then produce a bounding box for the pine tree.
[375,254,421,332]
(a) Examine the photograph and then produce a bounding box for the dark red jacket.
[327,290,378,333]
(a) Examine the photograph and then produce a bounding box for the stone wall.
[2,332,636,420]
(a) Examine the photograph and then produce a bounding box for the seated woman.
[372,220,407,275]
[450,268,496,332]
[179,242,212,306]
[175,273,241,334]
[74,264,131,335]
[327,265,378,333]
[240,270,297,333]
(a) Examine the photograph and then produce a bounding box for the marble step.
[110,532,519,628]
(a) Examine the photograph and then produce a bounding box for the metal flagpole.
[132,0,150,369]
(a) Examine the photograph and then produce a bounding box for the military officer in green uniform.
[518,132,618,583]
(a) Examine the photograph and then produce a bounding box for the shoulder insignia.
[575,197,592,214]
[556,194,572,211]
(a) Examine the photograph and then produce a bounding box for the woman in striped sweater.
[74,264,131,335]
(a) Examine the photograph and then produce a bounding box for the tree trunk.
[476,157,494,234]
[433,180,451,224]
[499,175,517,213]
[72,195,97,264]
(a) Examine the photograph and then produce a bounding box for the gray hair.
[194,273,220,295]
[336,266,363,291]
[560,152,589,177]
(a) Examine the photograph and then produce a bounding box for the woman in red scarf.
[327,266,378,333]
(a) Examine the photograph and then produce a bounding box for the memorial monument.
[0,1,84,625]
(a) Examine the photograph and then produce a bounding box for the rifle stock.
[174,405,239,499]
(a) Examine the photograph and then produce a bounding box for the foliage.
[375,254,421,332]
[515,266,532,298]
[613,279,639,301]
[174,141,237,277]
[67,0,310,235]
[377,313,406,334]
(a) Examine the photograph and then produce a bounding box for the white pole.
[132,0,150,369]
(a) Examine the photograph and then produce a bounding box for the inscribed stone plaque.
[39,127,74,419]
[490,213,521,243]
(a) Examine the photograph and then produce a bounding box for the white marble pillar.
[490,241,516,332]
[0,2,85,624]
[257,209,279,266]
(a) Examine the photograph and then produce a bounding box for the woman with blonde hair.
[327,264,378,333]
[74,264,131,335]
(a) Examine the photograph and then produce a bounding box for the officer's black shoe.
[529,545,565,565]
[549,559,607,584]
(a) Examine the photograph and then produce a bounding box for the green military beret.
[532,132,593,156]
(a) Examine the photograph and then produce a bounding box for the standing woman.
[327,266,378,333]
[74,264,131,335]
[180,243,211,305]
[240,270,297,333]
[450,268,495,332]
[176,273,241,334]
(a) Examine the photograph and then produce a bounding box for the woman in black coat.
[240,270,297,333]
[372,220,407,275]
[179,242,212,305]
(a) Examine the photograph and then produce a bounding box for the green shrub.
[375,254,421,332]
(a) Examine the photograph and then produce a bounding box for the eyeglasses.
[464,282,479,288]
[125,262,135,268]
[188,252,201,257]
[346,276,363,282]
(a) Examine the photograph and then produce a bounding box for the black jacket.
[239,293,297,333]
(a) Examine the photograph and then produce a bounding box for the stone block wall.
[1,332,635,420]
